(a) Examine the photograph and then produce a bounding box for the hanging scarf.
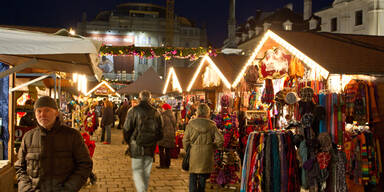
[271,134,281,192]
[359,133,370,185]
[261,79,274,104]
[368,82,380,123]
[240,133,254,192]
[319,93,326,133]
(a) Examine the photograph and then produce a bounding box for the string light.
[328,74,376,93]
[232,30,330,88]
[86,81,120,97]
[73,73,78,83]
[232,32,270,88]
[163,67,182,94]
[69,28,76,35]
[186,55,231,92]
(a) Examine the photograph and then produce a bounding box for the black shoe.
[90,173,97,185]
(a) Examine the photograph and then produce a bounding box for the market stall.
[235,30,384,192]
[118,67,164,96]
[179,54,248,188]
[0,27,101,191]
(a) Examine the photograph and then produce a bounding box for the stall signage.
[89,34,135,46]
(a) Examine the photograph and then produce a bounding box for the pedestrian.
[15,96,92,192]
[117,99,130,130]
[123,90,163,192]
[183,103,224,192]
[156,103,177,169]
[95,100,103,118]
[101,99,114,144]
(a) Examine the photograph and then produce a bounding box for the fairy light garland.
[100,46,218,61]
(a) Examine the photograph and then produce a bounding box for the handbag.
[182,145,191,171]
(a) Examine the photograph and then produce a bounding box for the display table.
[0,160,16,192]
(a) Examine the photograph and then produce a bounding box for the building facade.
[315,0,384,35]
[231,4,306,52]
[77,2,207,81]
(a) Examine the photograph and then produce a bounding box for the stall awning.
[0,27,102,80]
[271,30,384,75]
[118,67,164,96]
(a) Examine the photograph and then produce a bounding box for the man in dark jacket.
[123,90,163,192]
[101,99,114,144]
[15,96,92,192]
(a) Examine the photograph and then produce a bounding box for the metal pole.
[54,74,57,100]
[58,75,62,109]
[9,74,51,93]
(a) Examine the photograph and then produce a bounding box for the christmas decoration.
[100,46,218,60]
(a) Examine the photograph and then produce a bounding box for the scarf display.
[211,113,240,186]
[344,130,382,190]
[240,131,300,192]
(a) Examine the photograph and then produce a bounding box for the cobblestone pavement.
[80,127,239,192]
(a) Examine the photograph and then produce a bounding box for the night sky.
[0,0,333,47]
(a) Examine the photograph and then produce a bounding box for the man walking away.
[101,100,114,144]
[123,90,163,192]
[15,96,92,192]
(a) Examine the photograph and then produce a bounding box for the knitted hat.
[34,96,58,110]
[162,103,172,110]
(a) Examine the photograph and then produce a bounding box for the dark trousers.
[158,146,171,168]
[189,173,210,192]
[101,126,105,142]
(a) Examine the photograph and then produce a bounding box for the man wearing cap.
[15,96,92,192]
[123,90,163,192]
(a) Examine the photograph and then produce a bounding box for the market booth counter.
[0,27,102,191]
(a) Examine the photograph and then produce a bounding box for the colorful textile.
[344,79,358,116]
[335,150,347,192]
[368,82,380,123]
[318,93,326,133]
[271,134,281,192]
[317,152,331,169]
[212,113,240,186]
[241,131,299,192]
[358,134,370,185]
[261,79,274,104]
[240,133,253,192]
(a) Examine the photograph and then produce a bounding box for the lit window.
[284,24,292,31]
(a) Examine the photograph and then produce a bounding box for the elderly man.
[15,96,92,192]
[123,90,163,192]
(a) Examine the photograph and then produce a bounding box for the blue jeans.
[189,173,210,192]
[131,156,153,192]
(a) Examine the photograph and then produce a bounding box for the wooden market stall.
[234,30,384,191]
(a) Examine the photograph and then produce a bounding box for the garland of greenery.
[100,46,218,60]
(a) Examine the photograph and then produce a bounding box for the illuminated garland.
[100,46,218,60]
